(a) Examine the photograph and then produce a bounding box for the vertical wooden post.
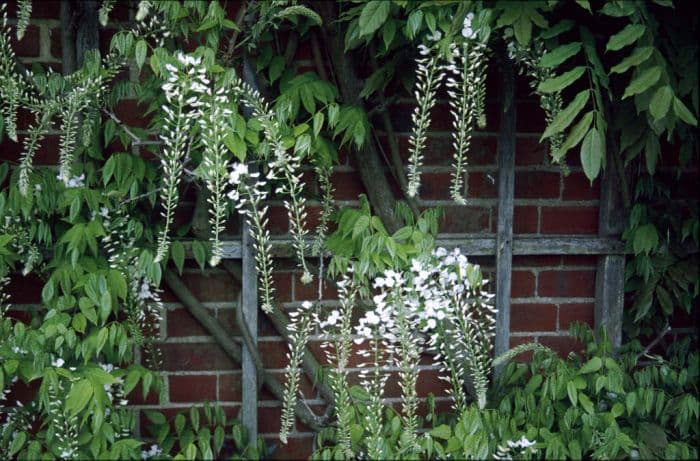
[494,59,516,368]
[240,57,259,444]
[594,143,626,348]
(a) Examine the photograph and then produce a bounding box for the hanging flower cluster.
[279,247,497,458]
[406,12,490,204]
[228,163,276,314]
[507,34,565,159]
[279,300,316,444]
[230,75,313,284]
[445,12,489,204]
[154,53,207,263]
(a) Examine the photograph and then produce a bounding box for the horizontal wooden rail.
[180,236,627,260]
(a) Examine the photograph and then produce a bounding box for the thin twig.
[635,323,671,362]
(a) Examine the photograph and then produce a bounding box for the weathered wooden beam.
[163,270,324,432]
[240,55,259,444]
[181,236,627,259]
[594,130,627,348]
[494,59,516,365]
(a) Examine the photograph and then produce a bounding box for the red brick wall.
[2,4,696,459]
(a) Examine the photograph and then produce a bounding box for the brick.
[561,255,598,267]
[541,206,598,234]
[416,368,451,397]
[330,171,366,201]
[159,343,238,371]
[438,206,490,233]
[271,272,293,302]
[218,373,242,402]
[468,172,498,199]
[258,340,291,369]
[2,134,60,165]
[294,273,337,301]
[167,308,210,337]
[214,310,242,336]
[515,137,547,166]
[516,100,546,133]
[50,27,62,59]
[559,303,594,331]
[126,386,160,405]
[266,436,314,460]
[512,255,561,267]
[10,25,40,57]
[258,406,283,434]
[261,371,316,402]
[6,273,43,304]
[267,205,290,235]
[169,375,217,403]
[511,303,557,332]
[8,1,60,18]
[508,336,536,362]
[511,270,535,298]
[513,206,538,234]
[538,270,596,298]
[114,99,151,129]
[161,271,239,303]
[515,171,560,199]
[562,172,600,200]
[420,172,454,200]
[538,335,584,358]
[5,379,40,405]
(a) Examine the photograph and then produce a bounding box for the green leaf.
[268,55,285,84]
[540,20,574,39]
[579,356,603,374]
[622,66,662,99]
[538,42,582,68]
[66,379,94,415]
[673,97,698,126]
[313,112,324,138]
[9,431,26,456]
[606,24,646,51]
[171,240,185,275]
[578,393,595,414]
[556,111,593,160]
[626,391,637,415]
[359,1,391,38]
[513,14,532,46]
[649,86,673,121]
[581,127,603,181]
[191,240,207,269]
[645,133,660,175]
[146,410,167,425]
[541,90,590,140]
[406,10,423,40]
[537,66,586,93]
[429,424,451,440]
[567,380,578,406]
[223,134,246,162]
[135,40,147,71]
[633,224,659,254]
[610,47,654,74]
[383,19,396,49]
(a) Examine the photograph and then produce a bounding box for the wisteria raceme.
[198,86,234,266]
[406,34,444,198]
[15,0,32,40]
[508,36,565,159]
[311,160,334,257]
[231,75,313,284]
[279,300,316,444]
[228,163,276,314]
[154,52,206,263]
[314,269,358,457]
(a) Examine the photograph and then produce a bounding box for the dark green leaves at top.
[581,127,604,181]
[649,86,674,121]
[606,24,646,52]
[541,89,590,140]
[622,66,662,99]
[673,97,698,126]
[633,224,659,254]
[537,66,586,93]
[610,47,654,74]
[538,42,582,68]
[66,378,94,415]
[359,1,391,38]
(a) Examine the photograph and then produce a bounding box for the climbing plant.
[0,0,697,459]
